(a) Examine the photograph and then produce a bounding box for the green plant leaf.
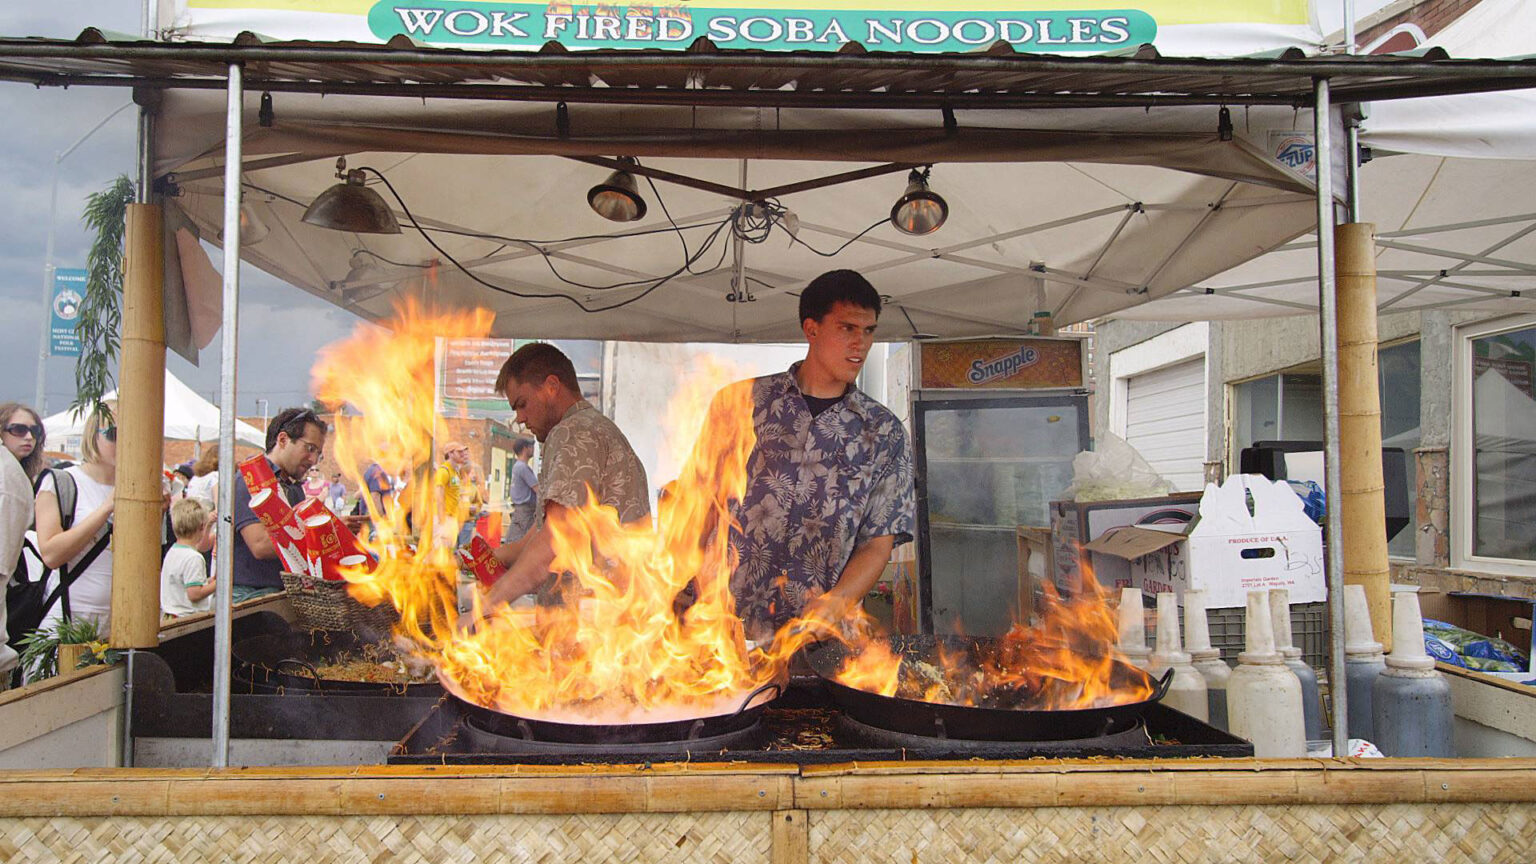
[72,174,135,424]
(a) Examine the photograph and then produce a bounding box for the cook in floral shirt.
[722,269,915,640]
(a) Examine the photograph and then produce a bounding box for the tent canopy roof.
[7,32,1536,342]
[1,31,1535,108]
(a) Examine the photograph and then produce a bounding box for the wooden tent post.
[111,202,166,649]
[1336,221,1392,647]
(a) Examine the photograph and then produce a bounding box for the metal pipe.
[120,650,135,767]
[1344,0,1357,55]
[1346,124,1362,223]
[1313,77,1349,759]
[729,159,747,301]
[212,60,244,769]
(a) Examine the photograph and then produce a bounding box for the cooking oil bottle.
[1373,586,1454,757]
[1147,592,1208,721]
[1116,587,1150,670]
[1343,584,1387,743]
[1269,588,1324,741]
[1183,589,1231,731]
[1228,590,1306,758]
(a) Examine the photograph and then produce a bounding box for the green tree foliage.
[73,175,135,428]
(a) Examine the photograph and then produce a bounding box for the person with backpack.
[32,402,117,638]
[0,401,45,688]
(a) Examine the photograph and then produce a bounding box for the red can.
[295,497,376,580]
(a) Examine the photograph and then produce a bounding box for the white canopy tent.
[42,368,265,452]
[1116,0,1536,321]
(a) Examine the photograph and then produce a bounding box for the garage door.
[1125,358,1206,492]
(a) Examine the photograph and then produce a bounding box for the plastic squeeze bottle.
[1147,592,1209,721]
[1372,586,1454,757]
[1183,589,1231,731]
[1116,587,1150,670]
[1228,590,1306,758]
[1343,584,1387,743]
[1269,589,1324,740]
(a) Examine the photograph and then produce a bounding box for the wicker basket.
[280,571,399,636]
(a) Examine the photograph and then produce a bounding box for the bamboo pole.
[111,202,165,649]
[1335,222,1392,647]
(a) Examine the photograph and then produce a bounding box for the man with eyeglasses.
[230,407,328,603]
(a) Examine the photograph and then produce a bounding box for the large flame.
[314,302,774,722]
[812,559,1155,711]
[312,301,1150,723]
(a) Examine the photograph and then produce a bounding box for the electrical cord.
[366,168,736,313]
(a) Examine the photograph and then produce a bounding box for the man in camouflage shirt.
[474,343,650,618]
[726,270,915,639]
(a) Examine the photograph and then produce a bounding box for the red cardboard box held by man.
[238,454,376,581]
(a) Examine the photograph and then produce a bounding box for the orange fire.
[314,302,775,722]
[809,566,1154,711]
[312,301,1149,721]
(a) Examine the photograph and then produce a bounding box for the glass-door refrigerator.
[908,337,1090,636]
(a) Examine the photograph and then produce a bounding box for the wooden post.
[1335,222,1391,647]
[770,810,809,864]
[112,203,166,649]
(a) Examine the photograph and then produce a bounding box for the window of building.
[1230,339,1421,558]
[1456,316,1536,567]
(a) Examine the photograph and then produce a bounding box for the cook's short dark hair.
[512,437,534,457]
[266,407,325,452]
[495,343,581,395]
[799,269,881,326]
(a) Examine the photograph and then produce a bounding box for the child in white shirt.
[161,498,216,617]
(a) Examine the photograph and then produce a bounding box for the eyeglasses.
[2,423,41,439]
[296,439,323,458]
[101,426,117,443]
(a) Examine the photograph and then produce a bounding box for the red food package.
[456,535,502,588]
[295,497,376,580]
[238,455,309,573]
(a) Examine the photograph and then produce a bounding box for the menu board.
[919,338,1083,390]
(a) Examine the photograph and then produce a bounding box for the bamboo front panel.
[0,812,770,864]
[810,803,1534,864]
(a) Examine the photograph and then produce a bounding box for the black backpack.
[6,468,112,651]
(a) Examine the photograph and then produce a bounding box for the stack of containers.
[1228,589,1306,758]
[1343,584,1387,743]
[1147,592,1208,721]
[1183,589,1231,730]
[1269,589,1324,741]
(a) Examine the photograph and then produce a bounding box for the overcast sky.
[0,4,362,419]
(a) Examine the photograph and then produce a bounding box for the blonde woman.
[34,402,117,635]
[184,446,219,505]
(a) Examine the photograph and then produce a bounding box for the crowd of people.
[0,267,916,686]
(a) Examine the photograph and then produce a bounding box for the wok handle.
[734,682,782,717]
[274,657,325,690]
[1149,668,1176,703]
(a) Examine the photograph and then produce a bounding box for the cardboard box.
[1082,523,1191,599]
[1048,493,1201,597]
[1083,476,1324,608]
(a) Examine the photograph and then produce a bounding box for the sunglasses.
[101,426,117,443]
[3,423,42,439]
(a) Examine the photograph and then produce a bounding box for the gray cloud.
[0,3,361,416]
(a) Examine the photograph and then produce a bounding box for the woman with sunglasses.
[0,401,45,686]
[33,401,118,637]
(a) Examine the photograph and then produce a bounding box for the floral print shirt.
[538,401,651,527]
[728,364,915,636]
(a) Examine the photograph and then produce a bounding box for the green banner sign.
[370,2,1156,52]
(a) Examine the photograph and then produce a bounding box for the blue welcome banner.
[49,268,85,358]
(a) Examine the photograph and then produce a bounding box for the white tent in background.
[42,369,266,454]
[1114,0,1536,321]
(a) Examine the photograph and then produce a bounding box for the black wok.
[233,629,443,697]
[451,682,782,745]
[807,635,1173,742]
